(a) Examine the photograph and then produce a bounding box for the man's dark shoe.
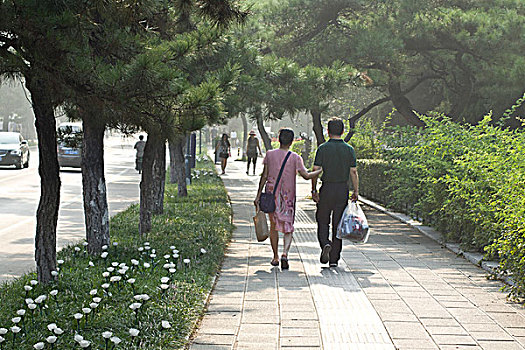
[329,262,338,268]
[320,244,331,264]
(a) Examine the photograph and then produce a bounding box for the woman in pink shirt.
[254,129,322,269]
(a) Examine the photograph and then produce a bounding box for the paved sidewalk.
[190,159,525,350]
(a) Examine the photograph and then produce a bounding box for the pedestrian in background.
[134,135,146,174]
[311,117,359,267]
[246,130,262,175]
[215,133,231,175]
[255,128,322,269]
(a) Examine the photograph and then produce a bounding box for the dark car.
[0,132,30,169]
[57,122,83,168]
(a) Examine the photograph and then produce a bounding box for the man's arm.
[350,167,359,201]
[311,165,321,202]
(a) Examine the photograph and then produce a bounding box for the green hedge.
[359,114,525,296]
[0,159,232,349]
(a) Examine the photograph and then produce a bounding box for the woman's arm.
[298,167,322,180]
[254,164,269,209]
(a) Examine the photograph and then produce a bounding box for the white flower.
[161,320,171,329]
[144,242,150,246]
[88,261,94,267]
[24,285,33,292]
[143,263,150,268]
[169,246,176,250]
[46,336,57,344]
[101,331,112,339]
[50,290,58,296]
[0,328,6,335]
[119,262,127,268]
[183,258,190,264]
[110,276,121,283]
[144,246,151,251]
[25,298,34,305]
[82,307,91,314]
[163,254,171,260]
[17,309,26,316]
[28,304,37,310]
[141,294,150,301]
[51,270,59,276]
[35,295,47,304]
[111,262,119,267]
[163,263,170,269]
[89,303,98,309]
[11,317,21,324]
[101,283,110,289]
[107,267,115,273]
[101,252,108,259]
[53,328,64,335]
[160,284,169,290]
[129,328,140,337]
[74,334,84,342]
[89,289,97,296]
[118,269,127,275]
[131,259,139,266]
[160,277,169,284]
[73,313,83,320]
[93,297,102,303]
[172,253,179,259]
[102,245,108,251]
[129,303,142,311]
[57,259,64,265]
[169,268,176,274]
[10,326,21,333]
[33,342,44,349]
[110,336,121,345]
[150,254,156,258]
[47,323,57,331]
[113,242,118,246]
[74,247,81,252]
[30,279,38,286]
[79,340,90,348]
[138,247,144,252]
[83,242,89,246]
[102,272,110,278]
[127,278,136,284]
[201,248,207,254]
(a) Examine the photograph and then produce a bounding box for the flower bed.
[0,158,232,349]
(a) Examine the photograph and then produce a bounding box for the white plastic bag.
[336,202,370,243]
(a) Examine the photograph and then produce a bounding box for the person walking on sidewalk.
[246,130,262,175]
[311,117,359,267]
[254,128,322,270]
[215,133,231,175]
[134,135,146,174]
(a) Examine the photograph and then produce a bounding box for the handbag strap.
[273,151,292,196]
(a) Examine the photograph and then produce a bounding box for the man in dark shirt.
[311,118,359,267]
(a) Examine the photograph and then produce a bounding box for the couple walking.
[254,117,359,269]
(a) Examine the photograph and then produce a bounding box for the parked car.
[57,122,83,168]
[0,132,30,169]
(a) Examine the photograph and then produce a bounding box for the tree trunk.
[388,81,425,127]
[256,110,272,151]
[152,140,166,214]
[170,136,187,197]
[81,116,109,254]
[311,108,325,146]
[139,133,159,235]
[26,76,60,284]
[240,113,248,160]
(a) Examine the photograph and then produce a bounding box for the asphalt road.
[0,135,141,282]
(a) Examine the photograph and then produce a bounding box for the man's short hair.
[328,117,344,136]
[279,128,294,146]
[139,135,144,140]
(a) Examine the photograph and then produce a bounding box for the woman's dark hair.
[221,133,229,140]
[327,117,344,136]
[278,128,294,146]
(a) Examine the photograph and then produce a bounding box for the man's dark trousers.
[316,182,349,263]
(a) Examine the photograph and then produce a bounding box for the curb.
[358,196,513,287]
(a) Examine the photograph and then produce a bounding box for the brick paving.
[190,159,525,349]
